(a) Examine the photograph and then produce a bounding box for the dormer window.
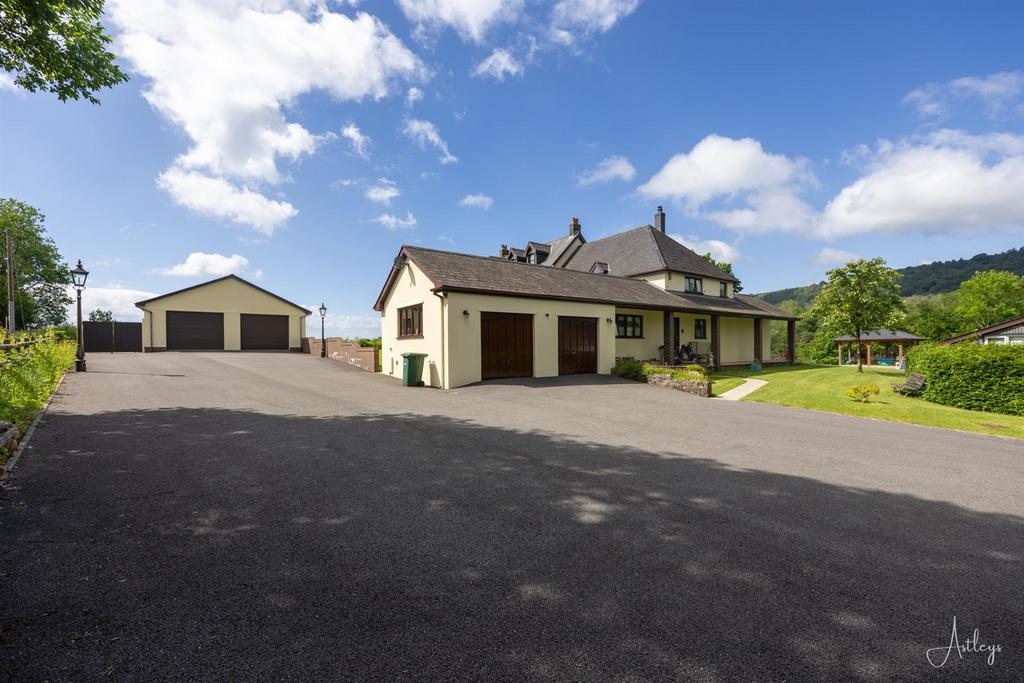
[527,253,537,264]
[720,282,728,297]
[685,277,702,294]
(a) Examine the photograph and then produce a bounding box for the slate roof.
[375,246,796,320]
[544,233,582,264]
[942,315,1024,344]
[562,225,739,282]
[834,329,925,342]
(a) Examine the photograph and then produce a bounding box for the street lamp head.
[71,260,89,290]
[319,302,327,317]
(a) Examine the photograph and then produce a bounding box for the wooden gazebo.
[834,329,925,366]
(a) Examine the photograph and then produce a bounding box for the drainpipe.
[432,290,447,389]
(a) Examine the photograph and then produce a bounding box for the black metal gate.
[83,321,143,352]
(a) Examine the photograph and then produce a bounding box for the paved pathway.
[2,353,1021,680]
[715,377,768,401]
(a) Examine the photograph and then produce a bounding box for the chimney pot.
[569,216,581,236]
[499,244,509,258]
[655,206,666,233]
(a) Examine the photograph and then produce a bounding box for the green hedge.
[1,337,77,433]
[905,343,1024,416]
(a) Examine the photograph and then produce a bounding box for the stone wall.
[645,373,712,398]
[304,338,380,373]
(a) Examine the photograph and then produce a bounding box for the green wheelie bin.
[401,352,427,386]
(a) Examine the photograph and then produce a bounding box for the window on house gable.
[685,277,703,294]
[616,314,644,338]
[720,281,728,297]
[398,304,423,338]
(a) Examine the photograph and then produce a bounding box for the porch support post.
[897,342,904,361]
[866,343,873,366]
[711,314,721,370]
[838,342,843,366]
[753,317,763,363]
[662,310,672,364]
[787,319,796,365]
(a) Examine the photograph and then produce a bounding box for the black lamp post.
[319,302,327,358]
[71,260,89,372]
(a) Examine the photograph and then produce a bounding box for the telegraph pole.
[4,229,14,335]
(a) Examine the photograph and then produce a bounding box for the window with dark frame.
[397,304,423,338]
[720,281,728,297]
[694,318,707,339]
[616,314,644,338]
[685,277,703,294]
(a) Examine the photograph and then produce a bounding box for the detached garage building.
[136,275,310,352]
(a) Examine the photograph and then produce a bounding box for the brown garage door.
[558,316,597,375]
[241,313,289,350]
[481,312,533,380]
[166,311,224,350]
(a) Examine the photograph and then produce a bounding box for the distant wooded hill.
[755,247,1024,306]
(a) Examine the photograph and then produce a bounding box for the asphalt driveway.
[2,353,1022,680]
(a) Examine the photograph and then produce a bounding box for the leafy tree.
[88,308,112,322]
[813,258,904,372]
[955,270,1024,329]
[901,292,965,341]
[0,198,72,329]
[0,0,128,104]
[700,252,743,292]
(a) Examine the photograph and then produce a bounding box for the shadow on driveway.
[1,407,1021,680]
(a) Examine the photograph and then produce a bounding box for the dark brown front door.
[558,316,597,375]
[166,311,224,350]
[241,313,289,350]
[480,312,533,380]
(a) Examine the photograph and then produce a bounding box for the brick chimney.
[569,216,581,236]
[655,206,666,233]
[499,244,509,258]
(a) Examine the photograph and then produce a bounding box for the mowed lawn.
[710,364,1024,439]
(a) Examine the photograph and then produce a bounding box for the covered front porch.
[614,308,796,371]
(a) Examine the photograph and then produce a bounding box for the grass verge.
[709,364,1024,439]
[1,338,76,464]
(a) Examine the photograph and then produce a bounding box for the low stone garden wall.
[644,373,712,398]
[304,338,380,373]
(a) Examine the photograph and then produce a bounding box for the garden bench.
[893,372,926,396]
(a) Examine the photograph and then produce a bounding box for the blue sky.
[1,0,1023,336]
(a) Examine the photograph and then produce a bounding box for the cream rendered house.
[136,275,309,352]
[374,209,798,389]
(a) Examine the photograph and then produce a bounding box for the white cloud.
[472,48,524,81]
[402,118,458,164]
[670,234,741,264]
[331,178,360,188]
[460,193,493,209]
[812,247,860,266]
[364,178,400,204]
[577,155,636,186]
[372,212,417,230]
[551,0,641,39]
[341,122,371,159]
[405,86,423,107]
[109,1,424,230]
[157,166,297,234]
[904,71,1024,119]
[638,134,817,234]
[66,285,157,322]
[310,312,381,338]
[819,130,1024,238]
[159,252,250,277]
[397,0,522,43]
[638,134,809,206]
[0,72,24,95]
